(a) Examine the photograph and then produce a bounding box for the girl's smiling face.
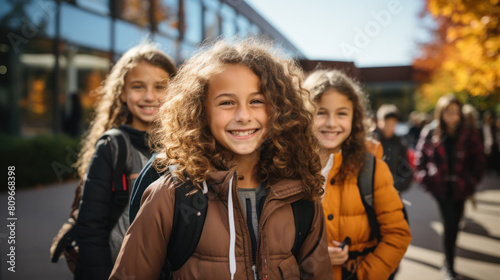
[205,65,268,160]
[121,61,170,131]
[313,89,353,153]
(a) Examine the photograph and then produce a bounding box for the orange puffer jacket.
[366,138,383,160]
[322,152,411,280]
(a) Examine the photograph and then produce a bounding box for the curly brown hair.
[75,42,176,179]
[152,38,324,201]
[304,69,372,184]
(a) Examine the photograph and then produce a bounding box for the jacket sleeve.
[74,139,115,280]
[109,176,175,280]
[297,202,334,279]
[356,160,412,280]
[414,126,433,185]
[467,129,486,186]
[395,139,413,192]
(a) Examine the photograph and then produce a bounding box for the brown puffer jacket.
[322,153,411,280]
[110,168,333,280]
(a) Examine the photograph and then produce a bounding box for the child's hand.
[328,240,349,265]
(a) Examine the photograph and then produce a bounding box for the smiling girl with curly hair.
[110,39,333,280]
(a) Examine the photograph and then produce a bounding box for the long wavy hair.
[152,38,324,201]
[75,42,177,179]
[304,69,371,184]
[434,94,464,140]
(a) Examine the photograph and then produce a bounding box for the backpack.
[350,152,409,259]
[50,128,132,273]
[129,154,316,280]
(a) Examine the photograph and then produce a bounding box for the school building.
[0,0,419,136]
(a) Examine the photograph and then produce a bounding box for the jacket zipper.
[231,171,257,280]
[255,187,305,278]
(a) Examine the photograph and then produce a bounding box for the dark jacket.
[374,130,413,192]
[415,124,486,200]
[74,125,150,280]
[110,169,334,280]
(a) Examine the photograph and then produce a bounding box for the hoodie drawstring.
[321,153,334,179]
[227,175,236,279]
[321,154,334,186]
[202,180,208,194]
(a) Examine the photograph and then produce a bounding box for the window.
[76,0,109,15]
[0,0,57,39]
[156,0,179,38]
[154,35,177,62]
[120,0,150,28]
[115,19,151,54]
[61,3,111,51]
[183,0,202,44]
[250,24,261,36]
[220,4,237,39]
[203,10,220,40]
[5,37,55,134]
[68,47,109,133]
[203,0,220,40]
[179,41,197,62]
[236,14,250,37]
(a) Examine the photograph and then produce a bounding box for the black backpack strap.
[100,128,131,230]
[357,153,381,241]
[160,179,208,280]
[348,245,377,260]
[129,152,165,224]
[291,199,315,260]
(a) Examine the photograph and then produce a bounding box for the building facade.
[0,0,304,135]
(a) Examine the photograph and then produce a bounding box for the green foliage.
[0,134,80,188]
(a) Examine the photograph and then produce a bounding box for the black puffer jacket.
[74,125,150,280]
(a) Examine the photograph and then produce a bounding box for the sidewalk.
[396,175,500,280]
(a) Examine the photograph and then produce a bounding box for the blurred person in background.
[496,116,500,174]
[462,104,479,131]
[481,111,500,175]
[62,91,83,137]
[374,104,413,193]
[415,95,486,280]
[406,110,423,149]
[460,104,481,225]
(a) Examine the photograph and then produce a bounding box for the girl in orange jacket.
[304,69,411,280]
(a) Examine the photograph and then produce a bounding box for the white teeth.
[230,129,256,136]
[323,132,339,137]
[142,107,156,111]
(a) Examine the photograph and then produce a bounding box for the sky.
[245,0,437,67]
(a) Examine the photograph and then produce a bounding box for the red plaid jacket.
[415,123,486,200]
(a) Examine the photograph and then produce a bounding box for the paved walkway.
[0,181,77,280]
[396,175,500,280]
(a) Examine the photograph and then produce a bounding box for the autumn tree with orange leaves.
[414,0,500,112]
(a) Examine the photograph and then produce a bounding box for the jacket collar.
[328,153,344,178]
[204,168,306,200]
[118,124,149,153]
